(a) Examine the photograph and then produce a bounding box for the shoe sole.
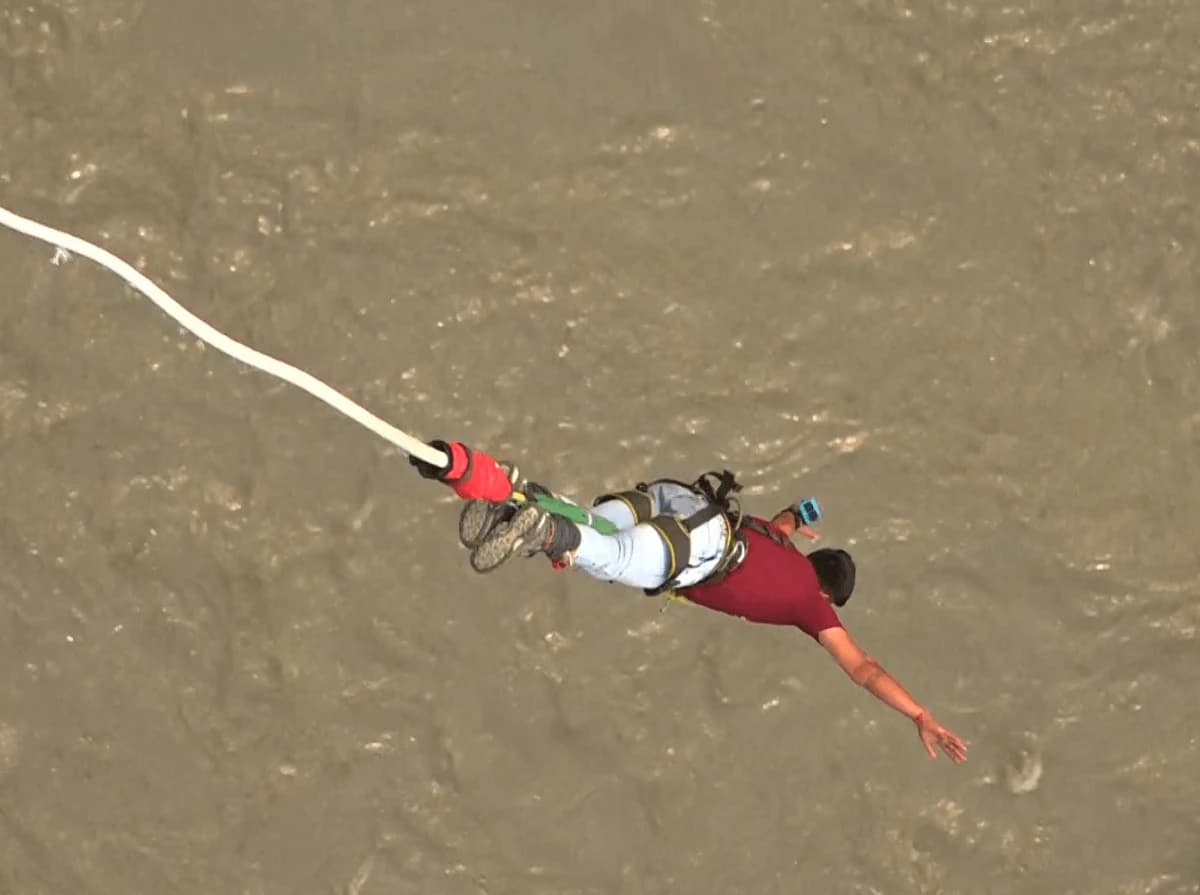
[469,504,543,574]
[459,500,512,549]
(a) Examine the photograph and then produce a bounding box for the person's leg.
[477,480,731,589]
[571,523,673,589]
[468,484,660,575]
[590,499,637,530]
[668,511,730,588]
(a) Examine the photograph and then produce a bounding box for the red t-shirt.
[678,518,843,639]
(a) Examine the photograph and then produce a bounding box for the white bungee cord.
[0,205,449,469]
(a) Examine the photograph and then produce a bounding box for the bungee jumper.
[0,205,967,766]
[412,439,969,764]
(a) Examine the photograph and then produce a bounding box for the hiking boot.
[459,499,514,549]
[457,460,525,549]
[469,502,549,573]
[468,502,581,574]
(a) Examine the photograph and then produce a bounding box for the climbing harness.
[591,469,745,595]
[595,469,822,596]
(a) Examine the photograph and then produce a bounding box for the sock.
[543,517,582,562]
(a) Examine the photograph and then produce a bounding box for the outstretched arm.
[817,626,968,763]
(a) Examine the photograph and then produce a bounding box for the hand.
[780,499,821,541]
[915,713,968,763]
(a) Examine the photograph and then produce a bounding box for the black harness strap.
[693,469,741,504]
[591,488,654,524]
[644,514,693,593]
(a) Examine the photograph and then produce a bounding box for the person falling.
[413,440,968,764]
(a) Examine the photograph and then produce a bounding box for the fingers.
[939,732,968,763]
[918,722,969,763]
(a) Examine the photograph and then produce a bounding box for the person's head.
[808,548,856,607]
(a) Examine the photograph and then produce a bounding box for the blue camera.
[794,497,821,525]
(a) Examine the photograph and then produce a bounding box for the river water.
[1,2,1198,893]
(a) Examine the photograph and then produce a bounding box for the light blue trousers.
[572,482,731,590]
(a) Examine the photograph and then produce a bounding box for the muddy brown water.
[2,2,1198,893]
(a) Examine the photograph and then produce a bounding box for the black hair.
[808,548,856,607]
